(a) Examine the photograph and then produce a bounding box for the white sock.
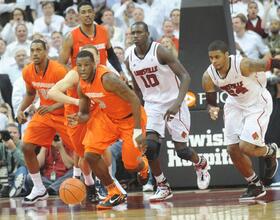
[155,173,166,184]
[245,173,257,183]
[73,166,81,178]
[83,172,95,186]
[29,172,45,193]
[108,165,113,177]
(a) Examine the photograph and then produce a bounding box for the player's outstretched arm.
[77,84,91,123]
[58,32,73,66]
[240,57,280,76]
[202,71,219,120]
[48,70,80,106]
[102,72,142,129]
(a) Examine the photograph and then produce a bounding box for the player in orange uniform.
[16,39,74,204]
[76,50,149,209]
[59,1,126,80]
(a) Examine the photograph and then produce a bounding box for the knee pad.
[145,140,161,161]
[176,147,193,161]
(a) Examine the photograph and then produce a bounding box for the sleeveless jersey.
[22,60,67,115]
[79,65,132,120]
[128,42,180,104]
[207,54,267,107]
[71,25,109,66]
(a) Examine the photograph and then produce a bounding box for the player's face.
[131,25,148,45]
[79,5,95,26]
[77,57,95,81]
[30,43,47,64]
[208,50,228,71]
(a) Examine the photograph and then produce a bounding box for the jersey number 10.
[140,74,159,88]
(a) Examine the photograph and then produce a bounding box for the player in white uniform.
[125,21,211,202]
[203,40,279,200]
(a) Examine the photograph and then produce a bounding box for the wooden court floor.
[1,187,280,220]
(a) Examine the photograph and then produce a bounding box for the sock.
[83,172,95,186]
[106,182,121,195]
[29,172,45,193]
[245,173,261,186]
[264,145,274,156]
[108,165,113,178]
[114,179,127,195]
[73,166,81,178]
[195,156,207,169]
[154,173,166,184]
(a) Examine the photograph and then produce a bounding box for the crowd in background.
[0,0,279,198]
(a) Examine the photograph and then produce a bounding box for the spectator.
[48,31,63,59]
[25,135,74,196]
[0,103,14,124]
[1,8,33,44]
[61,5,79,36]
[0,38,7,61]
[159,36,178,58]
[32,1,64,39]
[169,8,180,39]
[233,13,271,59]
[114,0,138,29]
[159,19,179,51]
[0,75,13,110]
[246,1,268,39]
[0,123,27,198]
[265,19,280,57]
[113,46,131,82]
[5,23,31,58]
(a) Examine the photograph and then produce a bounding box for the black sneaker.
[264,143,279,179]
[0,185,10,198]
[86,184,98,203]
[22,190,49,205]
[95,180,107,200]
[96,193,126,210]
[239,183,266,201]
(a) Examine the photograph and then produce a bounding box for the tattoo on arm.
[241,58,266,76]
[202,71,216,92]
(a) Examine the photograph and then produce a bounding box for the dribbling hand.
[16,111,27,124]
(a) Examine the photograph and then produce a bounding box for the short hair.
[15,23,27,32]
[81,44,99,54]
[12,8,26,21]
[77,50,94,62]
[170,8,180,17]
[78,1,94,12]
[233,13,247,24]
[208,40,229,53]
[114,46,124,52]
[6,123,19,130]
[31,39,47,50]
[41,1,54,8]
[131,21,149,32]
[102,8,114,16]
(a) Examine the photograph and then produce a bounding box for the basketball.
[59,178,86,205]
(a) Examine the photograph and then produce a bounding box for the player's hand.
[67,113,79,126]
[16,111,27,124]
[208,106,220,120]
[133,128,147,153]
[37,105,53,115]
[164,102,181,121]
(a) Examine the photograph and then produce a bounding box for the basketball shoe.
[86,184,98,203]
[22,188,49,205]
[239,182,266,201]
[149,180,173,202]
[195,156,211,190]
[264,143,279,179]
[137,156,150,185]
[96,183,126,210]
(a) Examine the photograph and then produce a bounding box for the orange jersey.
[79,65,132,120]
[71,25,109,67]
[22,60,68,115]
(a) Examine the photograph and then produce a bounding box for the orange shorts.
[23,112,74,149]
[67,124,87,157]
[83,108,147,170]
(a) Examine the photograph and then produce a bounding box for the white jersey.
[207,54,268,108]
[127,42,180,106]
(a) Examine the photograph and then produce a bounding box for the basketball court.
[1,187,280,219]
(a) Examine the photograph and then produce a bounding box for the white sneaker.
[149,183,173,202]
[22,188,49,205]
[9,173,25,197]
[142,183,154,192]
[195,157,211,190]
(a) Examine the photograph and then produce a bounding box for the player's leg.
[21,113,56,204]
[168,104,210,190]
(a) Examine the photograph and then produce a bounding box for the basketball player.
[76,50,149,209]
[203,40,279,200]
[48,45,127,201]
[59,1,126,80]
[16,39,74,204]
[125,21,211,202]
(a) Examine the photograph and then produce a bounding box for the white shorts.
[145,101,190,142]
[224,90,272,147]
